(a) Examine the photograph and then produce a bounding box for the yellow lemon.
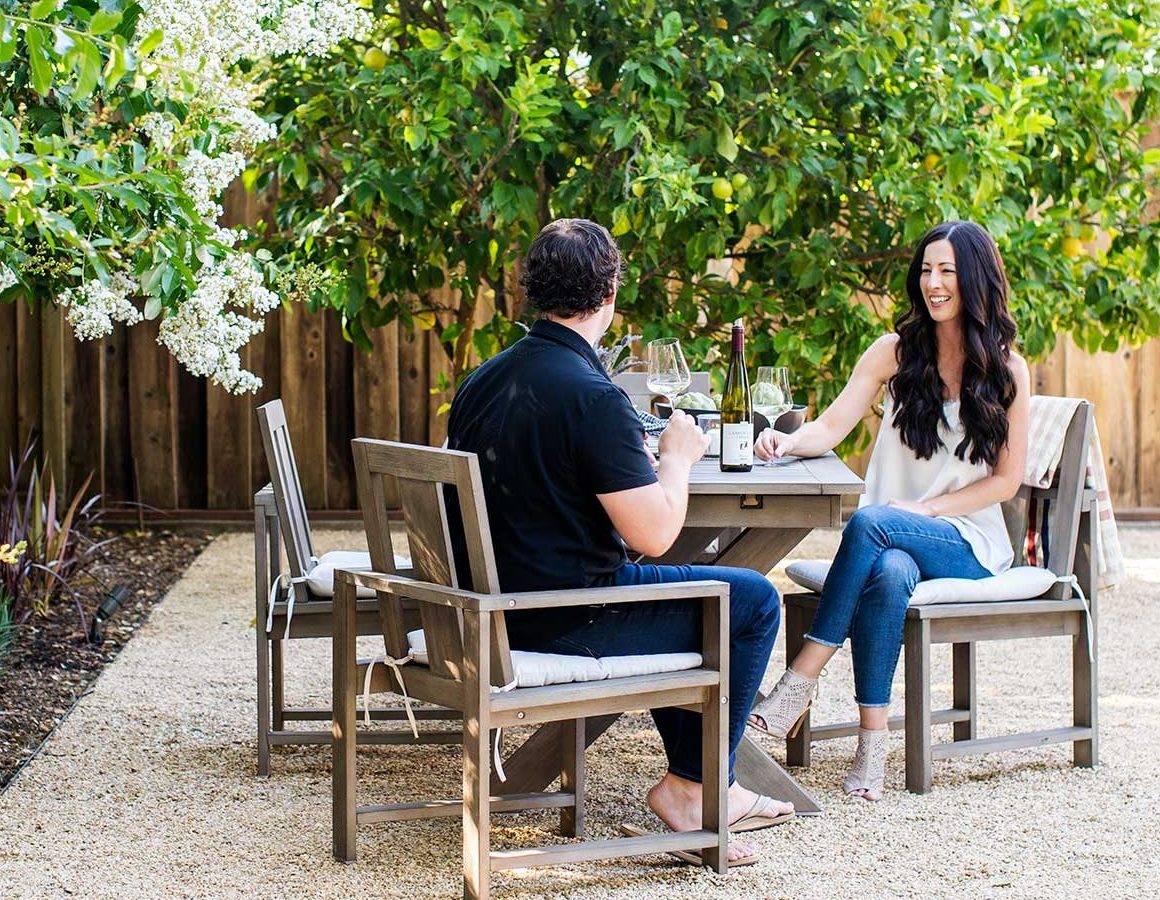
[923,153,941,172]
[363,48,387,71]
[414,311,437,330]
[711,177,734,200]
[1062,237,1084,260]
[730,172,749,191]
[714,16,729,30]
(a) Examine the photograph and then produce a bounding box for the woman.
[750,220,1030,800]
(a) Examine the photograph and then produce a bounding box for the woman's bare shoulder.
[1007,351,1031,384]
[859,333,901,379]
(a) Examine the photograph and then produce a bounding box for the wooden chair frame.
[783,401,1098,793]
[333,438,731,899]
[254,400,459,777]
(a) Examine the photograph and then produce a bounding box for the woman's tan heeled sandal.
[842,728,889,800]
[748,668,818,739]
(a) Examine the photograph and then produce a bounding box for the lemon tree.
[255,0,1160,413]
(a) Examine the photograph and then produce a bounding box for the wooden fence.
[1,299,1158,515]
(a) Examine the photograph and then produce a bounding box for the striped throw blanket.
[1016,395,1124,588]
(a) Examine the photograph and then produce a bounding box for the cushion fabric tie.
[488,677,519,783]
[1057,574,1094,660]
[362,652,419,739]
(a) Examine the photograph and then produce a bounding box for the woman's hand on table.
[754,427,798,461]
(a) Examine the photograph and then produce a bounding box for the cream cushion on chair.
[785,560,1058,606]
[306,550,412,599]
[406,630,702,689]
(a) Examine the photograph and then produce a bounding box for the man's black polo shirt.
[447,319,657,637]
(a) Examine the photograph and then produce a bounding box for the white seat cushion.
[406,630,702,689]
[305,550,412,599]
[785,560,1058,606]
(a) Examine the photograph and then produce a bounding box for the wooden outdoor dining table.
[494,452,865,816]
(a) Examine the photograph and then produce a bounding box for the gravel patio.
[1,525,1157,899]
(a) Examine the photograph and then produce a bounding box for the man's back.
[448,319,656,597]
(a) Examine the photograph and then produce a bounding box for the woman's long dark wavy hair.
[888,221,1018,467]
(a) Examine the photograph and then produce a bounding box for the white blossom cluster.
[123,1,368,392]
[136,112,177,151]
[179,149,247,220]
[157,255,280,394]
[60,274,144,340]
[136,0,368,150]
[0,265,16,293]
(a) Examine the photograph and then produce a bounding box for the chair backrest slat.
[257,400,315,601]
[353,439,513,686]
[1003,399,1093,586]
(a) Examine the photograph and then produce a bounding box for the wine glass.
[752,366,792,427]
[646,337,692,414]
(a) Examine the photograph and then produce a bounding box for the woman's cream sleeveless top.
[861,393,1013,574]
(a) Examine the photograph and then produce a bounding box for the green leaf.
[28,0,58,21]
[0,19,16,63]
[417,29,444,50]
[25,27,53,96]
[136,28,164,57]
[72,37,101,98]
[715,121,738,162]
[143,297,163,320]
[88,9,122,35]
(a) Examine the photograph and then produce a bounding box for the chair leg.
[257,631,272,777]
[255,505,272,777]
[951,642,977,742]
[332,579,359,863]
[904,619,933,794]
[559,718,586,838]
[785,599,812,768]
[463,611,492,900]
[271,639,286,732]
[700,685,727,873]
[1073,510,1098,768]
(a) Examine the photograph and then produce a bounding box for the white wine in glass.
[752,366,792,426]
[646,337,692,413]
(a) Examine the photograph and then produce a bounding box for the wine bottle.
[720,318,753,472]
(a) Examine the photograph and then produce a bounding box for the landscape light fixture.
[88,584,133,645]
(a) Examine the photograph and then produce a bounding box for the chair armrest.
[336,569,729,612]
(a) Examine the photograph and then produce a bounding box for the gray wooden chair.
[333,438,731,898]
[254,399,457,776]
[782,400,1098,793]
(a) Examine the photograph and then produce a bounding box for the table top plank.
[687,452,863,496]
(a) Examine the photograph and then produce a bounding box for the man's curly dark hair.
[520,219,626,317]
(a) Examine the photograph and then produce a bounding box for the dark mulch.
[0,528,212,791]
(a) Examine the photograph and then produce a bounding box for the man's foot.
[646,774,794,862]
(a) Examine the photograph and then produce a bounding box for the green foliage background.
[257,0,1160,419]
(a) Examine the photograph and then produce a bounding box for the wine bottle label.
[721,423,753,466]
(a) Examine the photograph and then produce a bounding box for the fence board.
[249,314,281,497]
[64,319,102,499]
[0,303,17,466]
[279,300,327,507]
[99,326,132,503]
[1061,339,1137,507]
[1138,340,1160,508]
[128,319,178,509]
[39,305,67,492]
[16,302,41,453]
[399,325,429,445]
[324,309,356,508]
[353,318,401,506]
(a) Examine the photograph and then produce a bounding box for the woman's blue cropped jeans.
[511,563,780,786]
[808,505,990,707]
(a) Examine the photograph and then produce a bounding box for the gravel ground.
[1,525,1157,899]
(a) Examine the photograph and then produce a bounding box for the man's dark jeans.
[510,563,781,784]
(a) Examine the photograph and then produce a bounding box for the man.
[447,218,790,863]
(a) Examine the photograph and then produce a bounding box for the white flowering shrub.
[0,0,365,393]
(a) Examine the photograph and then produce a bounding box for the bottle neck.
[731,327,744,354]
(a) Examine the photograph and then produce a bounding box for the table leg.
[493,715,620,794]
[735,735,824,815]
[714,527,811,571]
